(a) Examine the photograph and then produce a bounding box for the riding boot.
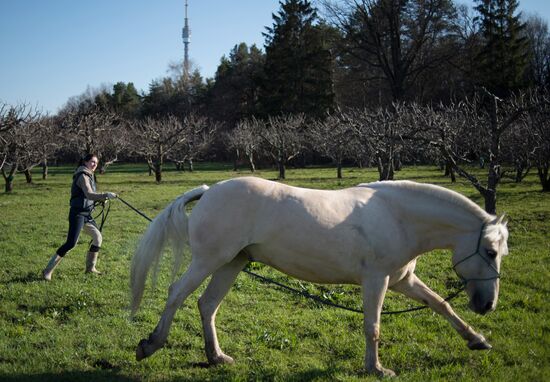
[43,254,63,281]
[85,251,102,274]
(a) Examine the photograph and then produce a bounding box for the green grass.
[0,163,548,381]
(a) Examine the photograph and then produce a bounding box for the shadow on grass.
[0,272,43,285]
[0,367,343,382]
[0,371,138,382]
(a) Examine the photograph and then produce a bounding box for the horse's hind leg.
[391,273,491,350]
[136,259,214,361]
[198,252,248,365]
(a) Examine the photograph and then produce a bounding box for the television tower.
[182,0,191,78]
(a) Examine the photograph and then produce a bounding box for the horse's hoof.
[367,366,396,378]
[209,353,234,366]
[136,339,149,361]
[468,337,492,350]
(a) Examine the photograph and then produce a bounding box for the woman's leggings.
[56,209,103,257]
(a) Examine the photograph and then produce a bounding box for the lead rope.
[117,196,465,315]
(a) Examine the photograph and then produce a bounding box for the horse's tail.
[130,184,209,316]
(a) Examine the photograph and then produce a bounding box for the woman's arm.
[77,175,109,201]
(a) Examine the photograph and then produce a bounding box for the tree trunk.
[377,156,394,181]
[278,161,285,180]
[538,165,550,192]
[233,149,240,171]
[188,159,194,172]
[337,160,343,179]
[2,167,15,193]
[42,159,48,180]
[155,145,163,182]
[394,154,402,171]
[248,152,256,173]
[485,163,499,214]
[154,165,162,183]
[4,178,13,192]
[24,169,32,184]
[445,161,456,182]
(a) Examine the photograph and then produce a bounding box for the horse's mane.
[358,180,492,222]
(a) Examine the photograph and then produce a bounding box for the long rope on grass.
[116,196,465,315]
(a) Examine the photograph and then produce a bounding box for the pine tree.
[260,0,335,117]
[207,43,265,125]
[475,0,529,97]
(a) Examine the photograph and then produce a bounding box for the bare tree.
[226,118,263,173]
[130,115,188,183]
[260,114,306,180]
[351,104,426,181]
[309,110,358,178]
[59,102,126,172]
[501,118,534,183]
[167,114,217,172]
[323,0,457,103]
[16,118,46,184]
[0,102,41,174]
[0,103,42,191]
[34,116,64,180]
[524,14,550,87]
[424,90,538,213]
[521,89,550,191]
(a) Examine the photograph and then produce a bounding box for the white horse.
[130,177,509,377]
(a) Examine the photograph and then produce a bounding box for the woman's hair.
[78,154,98,167]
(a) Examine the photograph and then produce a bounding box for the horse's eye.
[486,250,497,259]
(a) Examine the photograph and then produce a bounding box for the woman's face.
[84,156,99,172]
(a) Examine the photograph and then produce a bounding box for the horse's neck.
[375,185,485,254]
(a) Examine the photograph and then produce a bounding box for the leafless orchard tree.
[0,103,42,192]
[130,115,188,183]
[226,118,263,172]
[423,90,539,213]
[351,104,426,181]
[309,110,358,178]
[34,116,64,180]
[520,89,550,191]
[167,114,218,172]
[59,102,128,173]
[94,119,132,174]
[260,114,306,180]
[501,118,534,183]
[0,102,41,173]
[407,103,470,182]
[15,118,51,184]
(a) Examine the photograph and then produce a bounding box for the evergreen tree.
[260,0,335,117]
[207,43,265,125]
[94,82,141,117]
[141,69,207,118]
[474,0,529,97]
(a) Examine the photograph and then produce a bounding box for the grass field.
[0,163,548,381]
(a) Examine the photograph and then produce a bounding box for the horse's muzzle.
[469,293,496,315]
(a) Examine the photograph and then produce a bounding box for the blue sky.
[1,0,548,114]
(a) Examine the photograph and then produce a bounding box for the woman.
[43,154,117,281]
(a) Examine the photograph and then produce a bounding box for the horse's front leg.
[391,273,491,350]
[362,274,396,377]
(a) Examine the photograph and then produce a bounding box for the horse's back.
[186,177,409,283]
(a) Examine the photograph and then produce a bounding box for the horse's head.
[452,215,509,315]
